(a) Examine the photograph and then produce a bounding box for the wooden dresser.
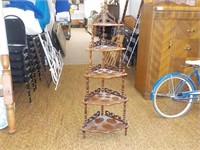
[135,2,200,99]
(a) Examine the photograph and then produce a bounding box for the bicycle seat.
[185,59,200,66]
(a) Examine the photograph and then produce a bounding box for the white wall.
[129,0,142,18]
[84,0,142,20]
[119,0,129,18]
[71,3,85,20]
[119,0,142,19]
[84,0,104,18]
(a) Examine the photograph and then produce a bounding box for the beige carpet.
[63,28,101,64]
[0,65,200,150]
[0,28,200,150]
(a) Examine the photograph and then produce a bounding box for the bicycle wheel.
[153,75,194,118]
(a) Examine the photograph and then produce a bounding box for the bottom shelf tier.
[81,111,128,134]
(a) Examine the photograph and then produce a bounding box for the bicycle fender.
[150,72,197,100]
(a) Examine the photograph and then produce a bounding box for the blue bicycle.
[151,59,200,118]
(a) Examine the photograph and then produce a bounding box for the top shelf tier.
[87,39,125,51]
[91,4,122,27]
[91,23,123,27]
[87,46,125,51]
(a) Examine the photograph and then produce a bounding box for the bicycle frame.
[179,66,200,100]
[150,66,200,101]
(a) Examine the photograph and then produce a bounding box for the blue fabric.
[55,0,71,13]
[35,0,50,30]
[6,0,43,19]
[6,0,50,30]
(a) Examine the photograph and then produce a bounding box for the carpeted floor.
[0,28,200,150]
[63,28,101,64]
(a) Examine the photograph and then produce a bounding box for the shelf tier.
[83,88,128,106]
[87,46,125,52]
[90,23,124,27]
[84,64,127,79]
[87,38,125,51]
[81,111,128,134]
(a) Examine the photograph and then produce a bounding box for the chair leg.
[33,72,37,90]
[25,82,32,103]
[36,63,41,81]
[31,74,36,91]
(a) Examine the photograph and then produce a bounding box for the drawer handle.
[184,46,192,50]
[181,65,192,68]
[168,41,172,49]
[187,29,195,32]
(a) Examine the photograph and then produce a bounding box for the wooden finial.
[1,54,10,70]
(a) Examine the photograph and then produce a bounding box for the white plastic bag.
[0,97,8,130]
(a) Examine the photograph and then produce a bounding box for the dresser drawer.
[176,20,200,39]
[174,39,200,55]
[172,39,200,72]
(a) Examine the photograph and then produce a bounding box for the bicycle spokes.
[153,76,193,118]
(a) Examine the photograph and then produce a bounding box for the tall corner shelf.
[81,5,128,138]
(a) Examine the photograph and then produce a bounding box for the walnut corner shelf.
[81,4,128,138]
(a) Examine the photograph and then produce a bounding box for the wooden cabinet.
[135,3,200,99]
[145,0,199,6]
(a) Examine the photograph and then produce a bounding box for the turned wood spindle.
[102,51,105,68]
[119,50,122,72]
[1,54,16,134]
[83,131,86,139]
[88,50,92,72]
[121,76,125,96]
[101,106,104,115]
[123,102,127,122]
[84,104,87,125]
[125,128,128,136]
[101,79,105,89]
[86,77,89,95]
[117,21,121,48]
[102,26,105,45]
[88,25,94,72]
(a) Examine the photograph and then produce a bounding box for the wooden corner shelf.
[81,4,128,138]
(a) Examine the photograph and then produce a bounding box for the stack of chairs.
[27,35,42,90]
[32,34,52,87]
[4,15,40,103]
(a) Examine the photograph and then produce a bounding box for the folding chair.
[5,15,35,103]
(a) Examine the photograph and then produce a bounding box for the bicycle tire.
[153,74,194,118]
